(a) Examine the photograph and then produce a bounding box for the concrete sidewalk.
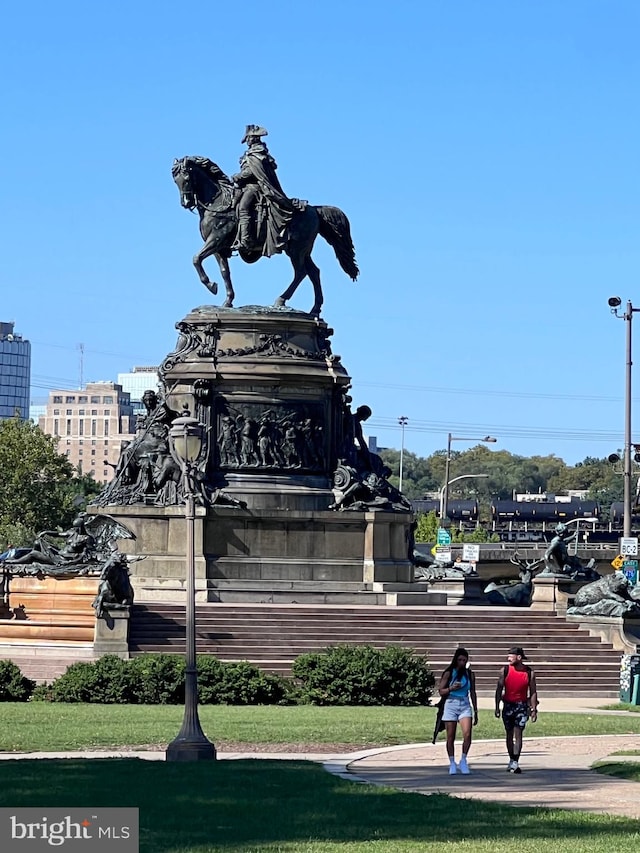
[338,734,640,818]
[332,698,640,818]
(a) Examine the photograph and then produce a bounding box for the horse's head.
[171,156,230,211]
[172,157,197,210]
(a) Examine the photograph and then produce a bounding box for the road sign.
[435,546,452,564]
[611,555,624,569]
[462,543,480,562]
[622,559,639,585]
[437,528,451,546]
[620,537,639,557]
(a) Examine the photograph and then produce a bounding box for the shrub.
[197,657,289,705]
[0,659,35,702]
[49,656,137,704]
[292,644,435,706]
[43,653,289,705]
[128,654,185,704]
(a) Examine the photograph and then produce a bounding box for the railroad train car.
[609,502,640,527]
[491,499,600,524]
[410,499,479,522]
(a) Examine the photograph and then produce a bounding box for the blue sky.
[2,1,639,464]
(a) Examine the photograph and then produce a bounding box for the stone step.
[128,601,622,697]
[0,623,94,642]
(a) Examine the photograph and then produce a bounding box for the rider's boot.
[233,213,253,252]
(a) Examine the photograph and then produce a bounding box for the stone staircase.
[129,602,623,698]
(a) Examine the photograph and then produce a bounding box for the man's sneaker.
[458,758,471,775]
[507,760,517,772]
[449,762,458,775]
[512,764,522,774]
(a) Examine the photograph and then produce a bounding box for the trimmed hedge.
[4,646,434,706]
[291,644,435,706]
[34,655,289,705]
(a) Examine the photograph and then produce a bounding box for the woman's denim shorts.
[441,696,472,722]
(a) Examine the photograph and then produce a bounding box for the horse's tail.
[316,206,359,281]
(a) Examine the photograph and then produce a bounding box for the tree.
[0,417,89,549]
[378,448,439,499]
[414,511,439,543]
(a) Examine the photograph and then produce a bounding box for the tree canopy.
[0,417,100,549]
[380,443,624,518]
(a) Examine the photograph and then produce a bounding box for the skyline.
[3,2,639,465]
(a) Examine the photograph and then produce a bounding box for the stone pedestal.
[93,608,131,657]
[106,502,413,602]
[97,306,414,602]
[564,614,640,653]
[531,574,590,612]
[425,576,486,605]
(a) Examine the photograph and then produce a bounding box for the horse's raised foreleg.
[193,240,220,296]
[214,253,235,308]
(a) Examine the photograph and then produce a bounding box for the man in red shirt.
[495,646,539,773]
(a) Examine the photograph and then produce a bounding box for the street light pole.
[441,434,497,522]
[609,297,640,538]
[438,474,489,519]
[166,410,216,762]
[398,416,408,493]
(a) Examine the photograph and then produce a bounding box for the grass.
[600,702,640,712]
[0,703,638,851]
[0,758,639,853]
[0,704,638,752]
[593,762,640,782]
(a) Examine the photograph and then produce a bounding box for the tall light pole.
[609,297,640,538]
[441,434,497,523]
[166,409,216,762]
[561,516,599,556]
[438,474,489,519]
[398,416,408,493]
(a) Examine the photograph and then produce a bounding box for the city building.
[39,381,136,484]
[29,401,47,424]
[0,321,31,420]
[117,366,160,413]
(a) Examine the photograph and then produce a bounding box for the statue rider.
[232,125,296,256]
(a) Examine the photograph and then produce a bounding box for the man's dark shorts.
[502,701,529,729]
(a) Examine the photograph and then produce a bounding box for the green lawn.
[0,758,638,853]
[0,703,638,752]
[0,704,638,852]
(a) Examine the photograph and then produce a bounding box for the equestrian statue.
[172,125,359,317]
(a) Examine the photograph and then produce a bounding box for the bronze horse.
[171,156,358,316]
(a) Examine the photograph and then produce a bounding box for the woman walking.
[438,647,478,774]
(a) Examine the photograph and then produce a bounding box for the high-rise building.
[117,366,160,414]
[39,381,136,484]
[0,321,31,420]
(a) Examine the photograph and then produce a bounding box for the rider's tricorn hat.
[241,124,268,143]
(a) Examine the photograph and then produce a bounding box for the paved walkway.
[2,698,639,819]
[337,734,640,818]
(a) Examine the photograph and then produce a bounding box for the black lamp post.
[398,416,408,493]
[166,410,216,762]
[609,297,640,539]
[441,434,497,522]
